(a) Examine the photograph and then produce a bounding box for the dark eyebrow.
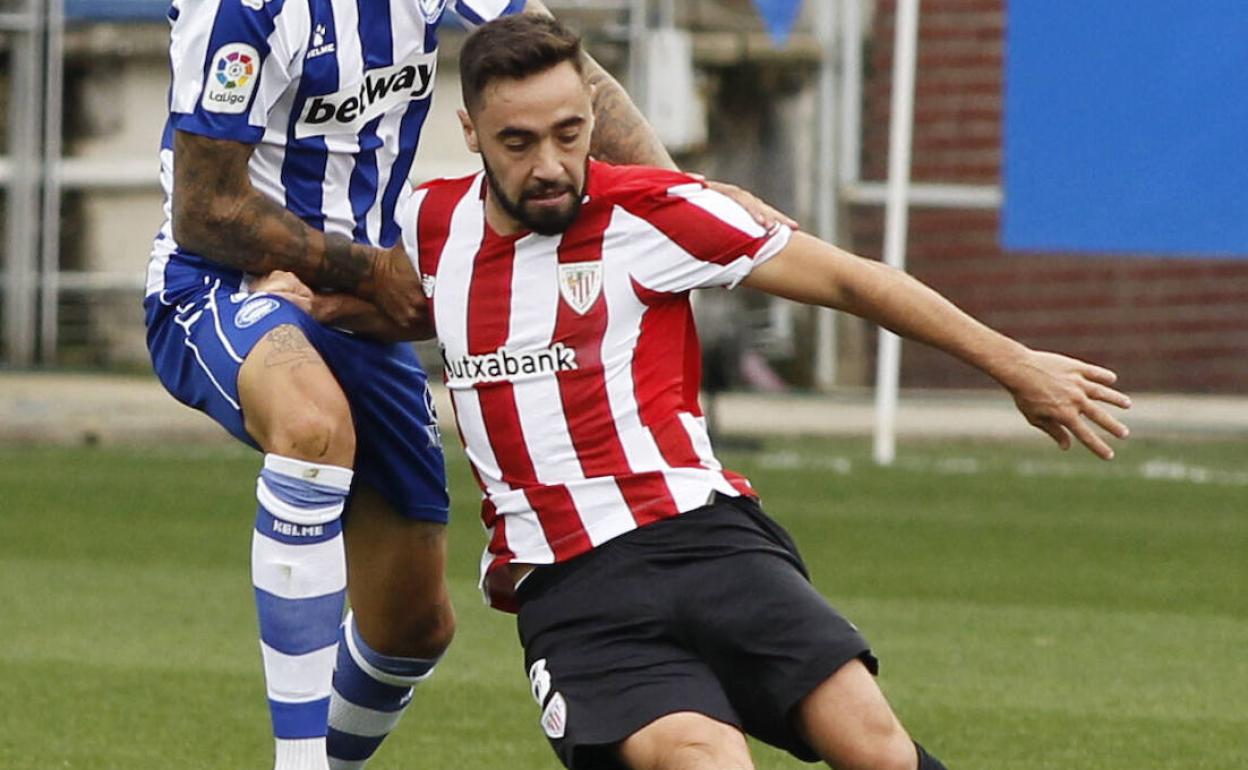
[496,127,537,142]
[554,116,587,131]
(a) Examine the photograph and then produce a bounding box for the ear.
[458,108,480,154]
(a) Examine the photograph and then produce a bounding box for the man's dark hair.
[459,14,584,115]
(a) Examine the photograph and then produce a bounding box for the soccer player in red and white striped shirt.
[260,14,1130,770]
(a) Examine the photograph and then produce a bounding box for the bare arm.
[249,270,431,342]
[523,0,676,170]
[171,130,425,325]
[743,232,1132,459]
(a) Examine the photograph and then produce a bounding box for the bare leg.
[794,659,918,770]
[617,712,754,770]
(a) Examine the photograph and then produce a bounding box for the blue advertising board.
[1003,1,1248,258]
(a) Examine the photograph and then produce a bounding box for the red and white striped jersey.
[400,161,792,611]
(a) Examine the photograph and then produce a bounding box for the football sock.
[252,454,353,770]
[915,742,949,770]
[327,610,440,769]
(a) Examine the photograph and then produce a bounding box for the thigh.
[146,282,332,448]
[318,335,449,523]
[674,499,878,760]
[342,483,453,657]
[516,548,741,770]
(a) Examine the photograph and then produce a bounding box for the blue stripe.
[255,588,345,654]
[350,621,438,679]
[254,508,343,545]
[348,0,395,243]
[378,98,433,246]
[283,0,339,229]
[451,1,486,27]
[326,728,386,762]
[260,466,350,506]
[270,697,332,740]
[180,0,286,143]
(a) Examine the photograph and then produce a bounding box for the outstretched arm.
[171,131,425,328]
[743,232,1132,459]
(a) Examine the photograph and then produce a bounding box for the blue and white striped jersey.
[146,0,526,301]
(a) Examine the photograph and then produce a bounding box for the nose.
[532,138,563,182]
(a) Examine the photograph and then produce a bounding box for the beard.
[483,157,585,236]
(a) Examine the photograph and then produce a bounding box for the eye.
[558,131,581,145]
[503,139,530,152]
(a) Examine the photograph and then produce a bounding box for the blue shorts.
[145,273,448,523]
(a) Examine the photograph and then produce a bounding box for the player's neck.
[483,190,526,237]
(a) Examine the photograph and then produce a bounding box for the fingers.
[1067,414,1118,460]
[1086,382,1132,410]
[1033,418,1072,452]
[1079,362,1119,385]
[1081,401,1130,440]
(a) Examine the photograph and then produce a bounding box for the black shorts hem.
[565,707,743,770]
[776,646,881,762]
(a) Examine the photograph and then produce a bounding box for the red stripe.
[553,199,680,523]
[610,171,769,267]
[469,230,591,561]
[416,175,477,289]
[630,279,704,468]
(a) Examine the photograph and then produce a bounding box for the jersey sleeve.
[451,0,528,28]
[167,0,298,144]
[615,174,794,295]
[397,185,431,279]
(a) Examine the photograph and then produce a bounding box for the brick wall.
[853,0,1248,392]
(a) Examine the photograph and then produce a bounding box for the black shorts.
[514,494,878,770]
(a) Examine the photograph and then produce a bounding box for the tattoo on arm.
[581,54,678,170]
[172,131,378,296]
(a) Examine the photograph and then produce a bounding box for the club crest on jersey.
[203,43,260,115]
[235,296,281,329]
[418,0,448,23]
[540,692,567,740]
[557,261,603,315]
[296,53,437,138]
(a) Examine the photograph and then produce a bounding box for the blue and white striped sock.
[252,454,353,770]
[327,611,440,770]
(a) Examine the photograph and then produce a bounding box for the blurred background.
[2,5,1246,769]
[2,0,1246,396]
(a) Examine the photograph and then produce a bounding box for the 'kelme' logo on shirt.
[296,53,437,138]
[442,343,578,386]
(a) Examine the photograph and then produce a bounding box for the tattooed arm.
[171,130,425,326]
[249,270,432,342]
[523,0,676,170]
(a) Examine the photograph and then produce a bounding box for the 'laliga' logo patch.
[202,43,260,114]
[235,296,281,329]
[557,261,603,315]
[540,692,567,739]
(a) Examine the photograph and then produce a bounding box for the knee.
[250,400,355,465]
[839,717,916,770]
[620,715,752,770]
[377,599,456,660]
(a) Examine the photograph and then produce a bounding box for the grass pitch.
[1,435,1245,769]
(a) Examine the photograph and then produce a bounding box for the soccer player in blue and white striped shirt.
[143,2,691,768]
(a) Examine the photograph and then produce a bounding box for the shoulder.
[588,161,704,208]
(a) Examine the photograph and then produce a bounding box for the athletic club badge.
[557,262,603,315]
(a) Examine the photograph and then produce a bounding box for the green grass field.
[2,435,1245,769]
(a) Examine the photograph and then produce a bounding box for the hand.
[1003,350,1131,460]
[696,176,800,231]
[371,243,426,327]
[250,270,313,314]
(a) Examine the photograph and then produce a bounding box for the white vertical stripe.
[678,411,722,471]
[507,235,585,484]
[169,0,222,115]
[450,391,509,497]
[564,482,634,546]
[612,206,758,294]
[251,533,347,599]
[321,0,364,238]
[398,186,428,269]
[261,641,337,702]
[489,495,555,564]
[666,183,767,238]
[433,174,486,362]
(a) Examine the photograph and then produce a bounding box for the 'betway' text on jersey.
[401,161,793,612]
[148,0,525,301]
[297,54,436,139]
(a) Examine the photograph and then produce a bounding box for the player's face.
[461,61,593,235]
